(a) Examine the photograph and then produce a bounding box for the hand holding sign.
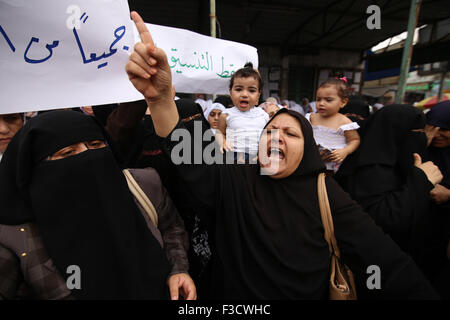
[126,11,172,103]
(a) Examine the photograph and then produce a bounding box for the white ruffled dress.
[305,113,359,172]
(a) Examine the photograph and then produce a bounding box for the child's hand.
[220,139,234,154]
[319,149,331,162]
[328,149,348,163]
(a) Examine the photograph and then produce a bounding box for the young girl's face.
[316,86,348,117]
[230,76,261,112]
[208,109,222,129]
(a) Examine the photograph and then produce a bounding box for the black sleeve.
[347,165,434,240]
[325,176,439,299]
[157,183,190,276]
[105,100,148,158]
[159,120,220,213]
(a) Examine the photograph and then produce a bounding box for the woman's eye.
[61,149,75,156]
[5,115,20,122]
[88,141,105,149]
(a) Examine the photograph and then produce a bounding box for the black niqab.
[334,105,442,276]
[427,101,450,189]
[338,104,428,183]
[0,111,170,299]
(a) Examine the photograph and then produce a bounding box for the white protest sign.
[135,23,258,95]
[0,0,143,114]
[0,0,258,114]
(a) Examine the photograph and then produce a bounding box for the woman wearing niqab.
[0,111,192,299]
[106,98,213,295]
[336,105,447,286]
[426,101,450,298]
[426,101,450,206]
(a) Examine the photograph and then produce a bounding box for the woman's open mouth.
[268,147,285,160]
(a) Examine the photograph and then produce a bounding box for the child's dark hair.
[318,78,349,101]
[229,62,263,92]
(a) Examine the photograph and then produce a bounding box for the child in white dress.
[216,65,269,161]
[306,78,360,172]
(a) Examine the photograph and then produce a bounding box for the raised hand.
[126,11,172,103]
[125,11,179,138]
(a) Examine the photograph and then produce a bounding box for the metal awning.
[128,0,450,54]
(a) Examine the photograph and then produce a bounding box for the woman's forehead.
[267,114,301,129]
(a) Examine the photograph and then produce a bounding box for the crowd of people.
[0,11,448,300]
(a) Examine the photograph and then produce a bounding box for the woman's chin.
[259,157,284,177]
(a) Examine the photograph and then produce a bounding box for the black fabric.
[426,100,450,298]
[339,96,370,129]
[335,105,446,282]
[92,104,118,127]
[214,109,329,298]
[122,99,214,290]
[161,108,438,299]
[429,146,450,190]
[426,100,450,130]
[427,100,450,189]
[0,111,170,299]
[337,104,427,179]
[353,104,427,168]
[214,95,233,108]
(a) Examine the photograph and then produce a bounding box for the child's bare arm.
[215,114,232,153]
[343,129,360,155]
[328,130,360,163]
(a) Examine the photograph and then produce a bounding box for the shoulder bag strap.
[123,169,158,228]
[317,172,342,258]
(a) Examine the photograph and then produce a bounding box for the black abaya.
[336,105,447,283]
[161,108,438,299]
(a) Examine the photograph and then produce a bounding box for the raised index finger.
[131,11,154,47]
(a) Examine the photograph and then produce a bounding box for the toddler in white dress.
[307,78,361,172]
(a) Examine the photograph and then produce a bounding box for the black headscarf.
[339,96,370,129]
[338,104,428,183]
[214,95,233,108]
[427,101,450,189]
[334,105,439,273]
[0,111,170,299]
[211,108,329,298]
